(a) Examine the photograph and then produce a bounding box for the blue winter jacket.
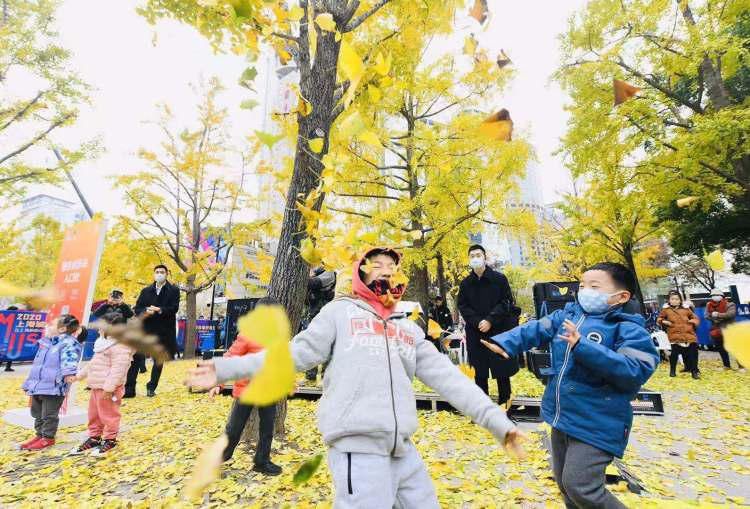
[491,302,658,457]
[22,334,82,396]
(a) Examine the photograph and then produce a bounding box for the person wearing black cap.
[457,244,519,407]
[93,289,134,322]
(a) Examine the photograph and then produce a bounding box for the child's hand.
[481,340,510,359]
[712,311,719,318]
[102,391,114,400]
[185,360,218,391]
[478,320,491,333]
[661,320,672,327]
[558,319,581,346]
[504,428,527,459]
[63,375,76,384]
[207,386,221,398]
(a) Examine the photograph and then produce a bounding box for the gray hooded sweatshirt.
[213,297,515,457]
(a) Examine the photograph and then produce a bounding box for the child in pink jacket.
[71,312,133,455]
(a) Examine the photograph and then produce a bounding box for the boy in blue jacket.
[483,262,658,509]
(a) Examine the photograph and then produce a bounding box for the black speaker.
[225,298,260,348]
[532,281,579,318]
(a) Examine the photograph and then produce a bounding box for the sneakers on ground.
[93,439,117,456]
[69,437,101,455]
[24,437,55,451]
[146,389,156,397]
[19,436,42,450]
[253,461,282,476]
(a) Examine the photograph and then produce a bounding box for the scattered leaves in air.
[93,319,170,363]
[409,307,421,322]
[184,433,228,500]
[237,303,291,349]
[255,130,285,149]
[240,99,259,110]
[288,5,304,21]
[497,49,512,69]
[239,67,258,90]
[293,454,324,485]
[613,79,640,106]
[314,12,336,32]
[391,270,409,287]
[463,35,478,56]
[300,238,323,266]
[705,249,725,271]
[0,280,57,309]
[309,138,324,153]
[479,109,513,141]
[428,319,443,339]
[675,196,699,208]
[723,323,750,366]
[469,0,489,24]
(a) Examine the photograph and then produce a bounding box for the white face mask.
[155,273,167,284]
[711,295,722,302]
[469,257,485,270]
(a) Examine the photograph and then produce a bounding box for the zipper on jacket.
[552,314,585,427]
[347,452,353,494]
[381,317,399,456]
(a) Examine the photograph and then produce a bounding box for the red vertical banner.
[47,219,107,324]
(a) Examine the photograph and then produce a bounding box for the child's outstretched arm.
[569,322,659,393]
[189,305,337,390]
[414,336,524,457]
[486,309,568,358]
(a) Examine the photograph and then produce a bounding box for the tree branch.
[343,0,391,32]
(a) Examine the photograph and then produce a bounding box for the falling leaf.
[723,323,750,367]
[358,130,381,148]
[339,39,365,85]
[409,307,421,321]
[314,12,336,32]
[676,196,699,208]
[463,35,478,56]
[705,249,725,271]
[479,109,513,141]
[237,304,291,348]
[360,258,375,274]
[469,0,489,24]
[288,5,304,21]
[184,433,229,500]
[459,363,475,379]
[297,93,313,116]
[309,138,324,153]
[428,319,443,339]
[293,454,324,485]
[374,52,392,76]
[391,270,409,287]
[0,281,57,309]
[496,49,512,69]
[614,79,640,106]
[300,238,323,266]
[94,320,171,363]
[240,99,259,110]
[255,130,285,149]
[238,67,258,90]
[239,341,296,405]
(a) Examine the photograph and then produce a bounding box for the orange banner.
[48,219,106,324]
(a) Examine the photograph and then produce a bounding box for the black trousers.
[475,375,512,406]
[223,399,276,464]
[30,395,65,438]
[124,353,165,395]
[670,343,699,373]
[714,337,732,368]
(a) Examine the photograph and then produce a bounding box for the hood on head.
[351,247,404,320]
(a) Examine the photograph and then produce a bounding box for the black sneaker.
[94,439,117,456]
[4,367,14,372]
[253,461,282,476]
[692,371,700,380]
[669,370,676,377]
[69,437,101,455]
[146,389,155,397]
[123,392,136,399]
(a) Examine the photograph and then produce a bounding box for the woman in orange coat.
[657,291,701,379]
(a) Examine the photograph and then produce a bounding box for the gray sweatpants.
[327,442,439,509]
[30,395,65,439]
[550,428,626,509]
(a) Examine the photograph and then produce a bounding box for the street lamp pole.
[52,146,94,219]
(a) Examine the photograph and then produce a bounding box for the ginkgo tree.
[140,0,402,331]
[113,79,251,358]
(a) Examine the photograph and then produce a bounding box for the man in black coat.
[124,264,180,398]
[303,267,336,382]
[457,245,519,406]
[92,289,134,321]
[428,294,454,331]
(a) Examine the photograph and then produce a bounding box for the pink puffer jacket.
[79,337,133,393]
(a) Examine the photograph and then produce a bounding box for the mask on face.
[469,258,485,270]
[367,279,405,308]
[155,273,166,284]
[577,288,622,315]
[711,295,723,302]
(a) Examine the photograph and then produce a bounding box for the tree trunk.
[184,276,197,359]
[436,253,447,298]
[622,247,646,314]
[405,261,430,328]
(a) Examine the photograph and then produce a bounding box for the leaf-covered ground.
[1,355,748,508]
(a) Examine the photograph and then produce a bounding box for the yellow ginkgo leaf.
[184,433,229,500]
[239,341,296,405]
[557,286,569,296]
[300,237,323,266]
[705,249,725,271]
[358,130,381,148]
[339,39,365,85]
[368,84,382,103]
[391,270,409,287]
[409,307,421,321]
[374,51,392,76]
[428,319,443,339]
[409,230,422,240]
[237,304,291,348]
[360,258,375,274]
[309,138,324,153]
[723,323,750,367]
[463,35,478,56]
[288,5,304,21]
[314,12,336,32]
[676,196,699,208]
[0,280,57,309]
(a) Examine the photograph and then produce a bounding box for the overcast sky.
[16,0,587,217]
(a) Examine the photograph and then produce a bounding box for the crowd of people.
[5,243,746,506]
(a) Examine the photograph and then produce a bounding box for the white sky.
[16,0,586,217]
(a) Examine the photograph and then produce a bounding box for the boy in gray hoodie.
[186,247,523,508]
